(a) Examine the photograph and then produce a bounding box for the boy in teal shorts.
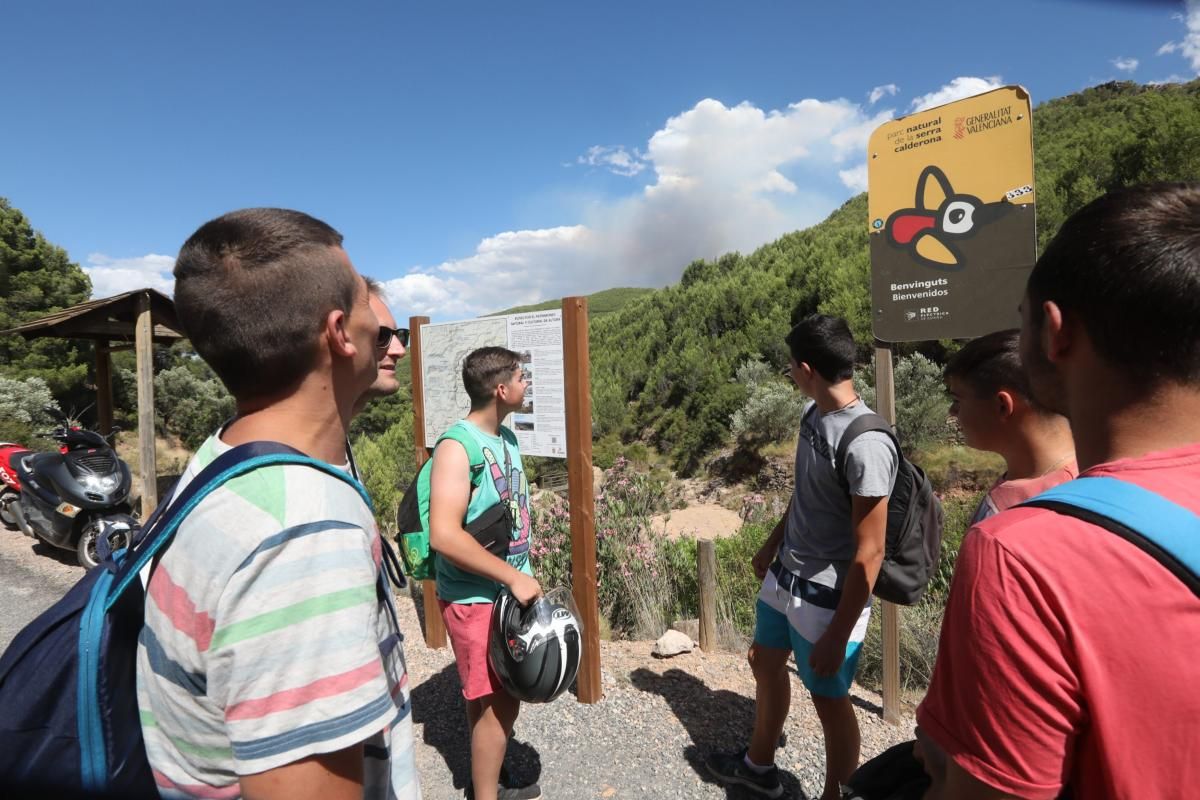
[706,315,898,800]
[428,347,541,800]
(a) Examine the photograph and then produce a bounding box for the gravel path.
[0,527,84,651]
[397,582,916,800]
[0,534,917,799]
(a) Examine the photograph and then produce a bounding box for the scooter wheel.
[76,519,104,569]
[0,491,19,531]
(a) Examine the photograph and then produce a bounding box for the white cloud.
[1158,1,1200,73]
[387,91,919,319]
[909,75,1003,113]
[84,253,175,300]
[838,164,869,192]
[1112,57,1139,73]
[1149,74,1191,86]
[576,145,646,176]
[868,84,899,105]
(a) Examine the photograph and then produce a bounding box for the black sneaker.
[704,748,783,798]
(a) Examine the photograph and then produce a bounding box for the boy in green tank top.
[428,347,541,800]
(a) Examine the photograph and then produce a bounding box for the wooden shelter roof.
[0,288,183,344]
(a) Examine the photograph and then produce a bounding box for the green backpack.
[395,425,514,580]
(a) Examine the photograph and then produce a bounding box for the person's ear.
[995,389,1016,420]
[1041,300,1072,364]
[324,308,357,358]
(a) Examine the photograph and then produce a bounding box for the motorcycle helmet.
[489,586,582,703]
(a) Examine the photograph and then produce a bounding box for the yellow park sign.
[867,85,1036,342]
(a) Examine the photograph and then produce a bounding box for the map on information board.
[420,310,568,458]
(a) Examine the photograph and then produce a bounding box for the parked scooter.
[0,442,29,531]
[5,409,137,569]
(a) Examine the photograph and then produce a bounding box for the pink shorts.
[438,600,504,700]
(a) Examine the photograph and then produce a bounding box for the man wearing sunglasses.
[358,277,408,408]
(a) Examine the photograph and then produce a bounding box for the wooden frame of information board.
[407,298,602,704]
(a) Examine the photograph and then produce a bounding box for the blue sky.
[3,0,1197,320]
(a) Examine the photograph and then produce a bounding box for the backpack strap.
[106,442,372,608]
[834,413,899,490]
[1021,476,1200,596]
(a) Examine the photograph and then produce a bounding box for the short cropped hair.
[944,329,1044,409]
[363,275,384,297]
[174,208,356,401]
[1028,182,1200,385]
[463,347,522,409]
[785,314,856,382]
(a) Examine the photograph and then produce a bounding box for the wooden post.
[563,297,601,703]
[874,343,902,724]
[408,316,446,650]
[135,293,158,518]
[95,342,113,436]
[697,539,717,652]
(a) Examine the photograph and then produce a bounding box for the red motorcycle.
[0,441,29,531]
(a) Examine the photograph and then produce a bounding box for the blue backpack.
[0,442,371,798]
[1021,476,1199,596]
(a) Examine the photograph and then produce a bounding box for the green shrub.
[0,375,59,431]
[857,598,946,693]
[352,418,417,531]
[854,353,952,453]
[154,366,235,450]
[730,360,807,450]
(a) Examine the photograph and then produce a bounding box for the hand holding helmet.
[488,586,583,704]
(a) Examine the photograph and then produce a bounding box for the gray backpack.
[834,413,944,605]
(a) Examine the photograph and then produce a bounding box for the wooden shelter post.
[95,342,114,436]
[563,297,601,703]
[874,343,902,724]
[136,292,158,517]
[408,315,447,650]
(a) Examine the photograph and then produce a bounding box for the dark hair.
[173,208,356,401]
[784,314,855,382]
[363,275,384,297]
[944,329,1045,409]
[1028,182,1200,385]
[463,347,522,409]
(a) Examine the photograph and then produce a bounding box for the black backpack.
[834,413,944,606]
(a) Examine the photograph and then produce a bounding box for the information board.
[420,310,568,458]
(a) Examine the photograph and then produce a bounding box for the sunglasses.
[376,326,410,349]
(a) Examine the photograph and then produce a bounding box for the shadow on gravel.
[411,664,543,794]
[31,540,84,568]
[630,668,808,799]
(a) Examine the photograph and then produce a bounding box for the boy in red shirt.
[916,183,1200,798]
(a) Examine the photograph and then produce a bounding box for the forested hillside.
[492,287,652,318]
[589,79,1200,472]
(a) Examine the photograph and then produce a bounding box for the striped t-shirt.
[135,433,419,799]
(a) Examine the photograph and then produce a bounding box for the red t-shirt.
[917,442,1200,798]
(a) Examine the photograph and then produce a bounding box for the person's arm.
[914,729,1024,800]
[808,493,886,676]
[241,746,365,800]
[751,496,792,579]
[428,438,540,604]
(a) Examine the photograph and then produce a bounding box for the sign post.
[866,85,1037,723]
[562,297,601,703]
[408,315,447,650]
